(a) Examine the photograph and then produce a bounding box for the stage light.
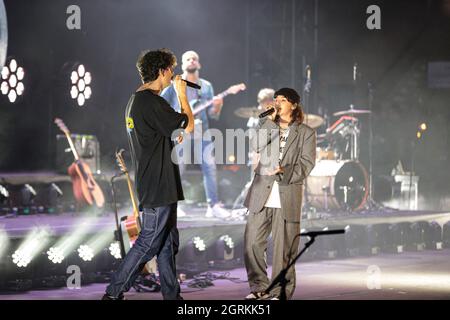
[70,71,78,84]
[84,230,115,257]
[12,249,32,267]
[0,184,9,203]
[7,89,16,103]
[70,85,77,98]
[425,221,443,250]
[21,184,37,206]
[1,65,8,79]
[109,242,122,259]
[1,58,25,103]
[389,222,411,253]
[316,226,346,258]
[12,227,51,268]
[344,224,367,256]
[46,183,63,211]
[409,221,429,251]
[179,236,209,270]
[420,123,427,131]
[215,235,234,261]
[69,63,92,106]
[193,236,206,252]
[0,228,9,258]
[220,235,234,249]
[0,81,7,94]
[10,59,16,72]
[366,223,392,254]
[416,131,422,139]
[50,219,95,259]
[46,247,65,264]
[443,220,450,248]
[78,244,94,261]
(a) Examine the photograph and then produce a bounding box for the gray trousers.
[244,207,300,299]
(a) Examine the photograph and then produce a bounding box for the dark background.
[1,0,450,207]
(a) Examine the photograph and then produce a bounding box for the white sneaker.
[177,207,186,217]
[244,292,270,300]
[230,208,247,221]
[205,203,231,219]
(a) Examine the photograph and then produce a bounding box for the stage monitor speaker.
[56,134,101,174]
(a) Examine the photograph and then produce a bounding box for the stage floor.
[0,250,449,300]
[2,206,450,238]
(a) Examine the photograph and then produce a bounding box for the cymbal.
[304,114,324,128]
[333,106,371,116]
[234,106,260,118]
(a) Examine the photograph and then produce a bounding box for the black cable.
[183,271,247,290]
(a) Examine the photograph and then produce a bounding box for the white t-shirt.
[264,126,290,208]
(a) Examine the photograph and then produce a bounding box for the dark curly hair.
[136,48,176,83]
[274,87,304,125]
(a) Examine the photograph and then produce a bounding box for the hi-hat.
[304,114,324,128]
[333,105,371,116]
[234,106,260,118]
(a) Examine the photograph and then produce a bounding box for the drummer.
[247,88,275,128]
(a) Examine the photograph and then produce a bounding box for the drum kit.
[234,104,372,212]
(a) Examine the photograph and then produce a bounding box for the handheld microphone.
[258,108,276,119]
[182,79,201,90]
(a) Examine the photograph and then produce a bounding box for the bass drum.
[306,160,369,211]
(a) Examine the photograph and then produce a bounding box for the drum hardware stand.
[338,185,352,213]
[301,65,315,217]
[363,82,385,212]
[321,185,330,211]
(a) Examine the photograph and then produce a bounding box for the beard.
[185,66,198,73]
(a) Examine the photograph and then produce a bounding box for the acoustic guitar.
[115,149,157,274]
[54,118,105,208]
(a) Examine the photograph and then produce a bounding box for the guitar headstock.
[115,149,128,174]
[54,118,70,135]
[226,83,246,95]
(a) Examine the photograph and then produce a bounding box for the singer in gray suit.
[243,88,316,300]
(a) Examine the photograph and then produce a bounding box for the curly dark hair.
[136,48,176,83]
[274,87,304,125]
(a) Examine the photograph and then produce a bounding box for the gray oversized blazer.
[244,118,316,222]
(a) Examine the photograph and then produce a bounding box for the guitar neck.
[65,132,80,161]
[192,91,230,116]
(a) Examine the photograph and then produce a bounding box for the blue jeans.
[106,203,181,300]
[178,139,219,205]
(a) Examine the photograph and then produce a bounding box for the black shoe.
[102,293,124,300]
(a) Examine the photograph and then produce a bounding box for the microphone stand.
[302,66,314,218]
[264,229,345,300]
[110,173,127,260]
